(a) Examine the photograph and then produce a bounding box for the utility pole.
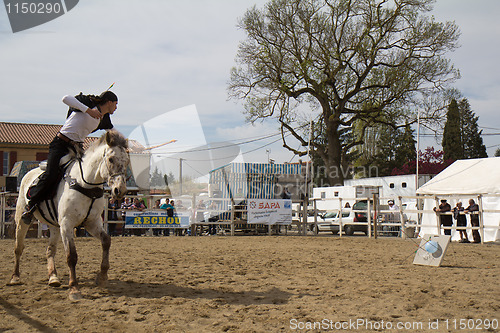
[416,110,420,190]
[179,158,183,195]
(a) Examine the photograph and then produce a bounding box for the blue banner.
[125,211,190,229]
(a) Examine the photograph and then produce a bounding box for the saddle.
[27,154,74,200]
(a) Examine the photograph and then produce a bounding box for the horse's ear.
[105,130,115,147]
[105,130,127,148]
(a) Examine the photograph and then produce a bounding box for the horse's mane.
[87,130,128,154]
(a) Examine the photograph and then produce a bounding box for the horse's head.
[101,130,130,200]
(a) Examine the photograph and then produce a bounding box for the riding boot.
[20,204,37,225]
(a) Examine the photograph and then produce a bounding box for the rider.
[20,90,118,224]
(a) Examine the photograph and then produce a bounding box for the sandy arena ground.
[0,235,499,333]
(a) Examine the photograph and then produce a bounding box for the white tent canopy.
[417,157,500,195]
[416,157,500,242]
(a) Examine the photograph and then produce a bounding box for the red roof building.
[0,122,99,176]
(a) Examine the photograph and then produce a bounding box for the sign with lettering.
[125,211,190,229]
[4,0,80,33]
[247,199,292,225]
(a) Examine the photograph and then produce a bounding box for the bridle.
[78,147,127,186]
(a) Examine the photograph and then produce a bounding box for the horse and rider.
[11,88,130,300]
[21,89,119,224]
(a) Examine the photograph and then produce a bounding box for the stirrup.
[20,205,37,225]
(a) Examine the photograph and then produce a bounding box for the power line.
[419,132,500,137]
[182,160,207,177]
[150,124,307,155]
[158,133,292,162]
[479,126,500,131]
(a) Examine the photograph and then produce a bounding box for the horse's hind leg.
[85,218,111,287]
[9,218,31,285]
[46,225,61,287]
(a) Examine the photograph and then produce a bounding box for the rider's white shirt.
[59,95,100,142]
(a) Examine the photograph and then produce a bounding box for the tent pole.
[338,198,343,238]
[478,194,484,244]
[434,196,441,235]
[416,194,422,237]
[398,196,406,239]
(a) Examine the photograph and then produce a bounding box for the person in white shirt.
[21,90,118,224]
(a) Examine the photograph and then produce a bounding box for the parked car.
[353,200,412,237]
[349,200,372,236]
[309,210,357,235]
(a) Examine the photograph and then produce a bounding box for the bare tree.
[228,0,460,185]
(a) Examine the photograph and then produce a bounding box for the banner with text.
[125,211,190,228]
[247,199,292,225]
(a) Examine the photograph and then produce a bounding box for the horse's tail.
[15,167,43,225]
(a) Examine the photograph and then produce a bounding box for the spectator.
[465,199,481,243]
[207,201,218,235]
[132,197,146,211]
[153,199,161,209]
[153,199,162,236]
[453,202,469,243]
[108,198,118,236]
[387,199,399,222]
[434,199,452,236]
[120,198,133,236]
[41,223,49,238]
[160,198,174,216]
[196,200,205,223]
[160,198,173,236]
[170,200,182,235]
[280,187,291,199]
[176,200,185,210]
[131,198,146,236]
[121,198,132,219]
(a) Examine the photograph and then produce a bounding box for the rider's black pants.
[27,136,71,207]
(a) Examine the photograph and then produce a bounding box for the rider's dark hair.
[90,91,118,105]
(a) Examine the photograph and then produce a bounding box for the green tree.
[356,123,416,176]
[459,99,487,158]
[229,0,460,185]
[395,125,417,170]
[150,167,166,188]
[442,99,463,161]
[495,148,500,157]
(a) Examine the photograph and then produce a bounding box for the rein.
[70,147,127,224]
[78,158,106,186]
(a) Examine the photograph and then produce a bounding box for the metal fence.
[2,191,499,243]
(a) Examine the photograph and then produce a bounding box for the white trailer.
[312,174,432,212]
[312,185,380,212]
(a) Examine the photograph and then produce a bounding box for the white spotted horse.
[9,130,130,300]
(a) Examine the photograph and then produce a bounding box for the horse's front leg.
[85,217,111,287]
[46,225,62,287]
[60,223,81,300]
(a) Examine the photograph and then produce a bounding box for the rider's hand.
[86,108,102,119]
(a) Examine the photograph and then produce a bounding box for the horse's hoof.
[69,291,83,301]
[48,276,61,287]
[7,276,22,286]
[95,273,108,287]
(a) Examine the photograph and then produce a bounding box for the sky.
[1,0,499,180]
